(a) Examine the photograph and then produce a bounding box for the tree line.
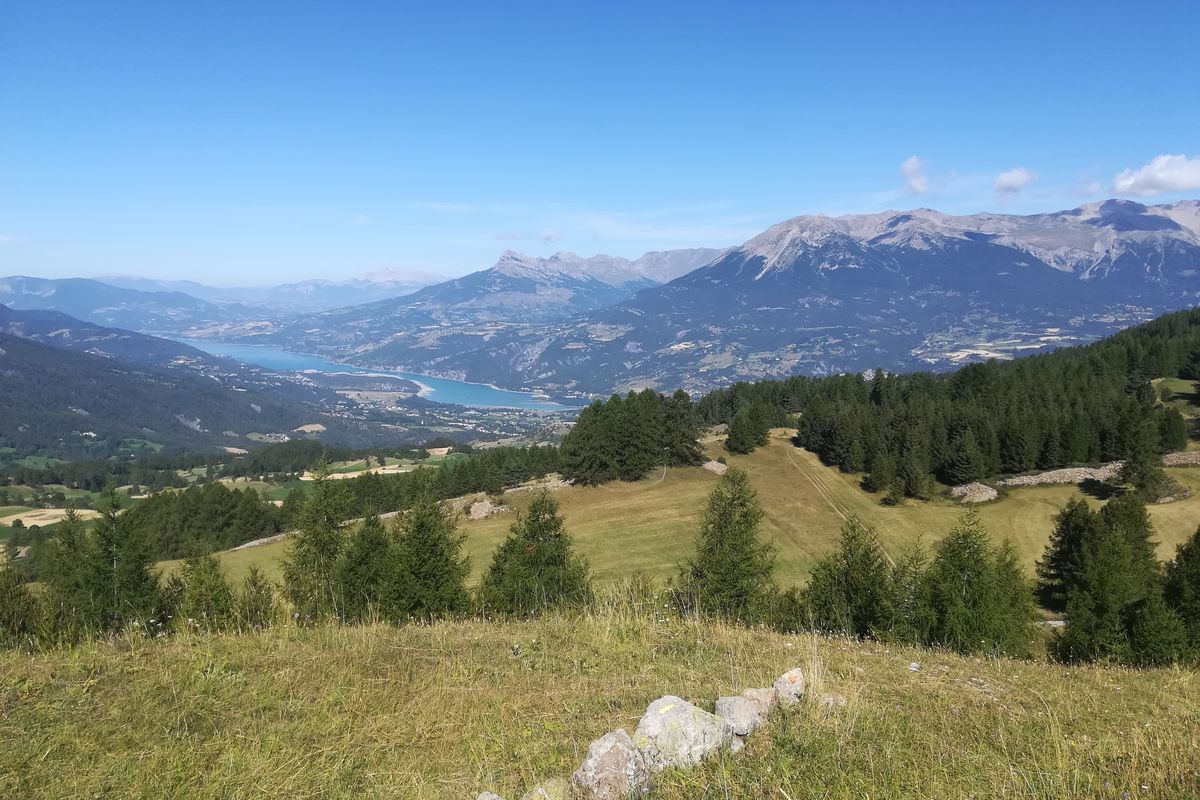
[3,467,1198,669]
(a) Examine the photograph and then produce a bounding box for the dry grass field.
[187,430,1200,590]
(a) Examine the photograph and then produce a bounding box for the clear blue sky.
[2,0,1198,285]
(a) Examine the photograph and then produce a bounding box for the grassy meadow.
[187,430,1200,589]
[1,603,1197,799]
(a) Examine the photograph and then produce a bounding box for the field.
[0,507,100,528]
[196,430,1200,589]
[1,606,1196,799]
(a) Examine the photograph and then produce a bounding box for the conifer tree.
[946,428,987,484]
[863,450,897,495]
[478,490,590,616]
[1036,498,1102,611]
[923,511,1035,657]
[336,515,394,622]
[282,466,351,621]
[81,489,161,632]
[803,517,895,637]
[39,508,94,632]
[664,389,704,466]
[677,469,775,621]
[1159,407,1189,452]
[0,563,39,650]
[177,552,235,632]
[890,540,934,645]
[1164,525,1200,654]
[237,565,276,631]
[1118,411,1171,499]
[394,495,470,621]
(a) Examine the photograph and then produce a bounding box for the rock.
[702,460,728,475]
[632,695,733,772]
[739,687,777,718]
[714,695,764,736]
[571,729,651,800]
[477,794,506,800]
[908,661,922,672]
[520,778,568,800]
[468,497,509,520]
[950,482,998,504]
[772,668,805,707]
[996,462,1122,488]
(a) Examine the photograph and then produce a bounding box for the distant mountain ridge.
[236,199,1200,396]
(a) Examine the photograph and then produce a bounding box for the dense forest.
[693,308,1200,497]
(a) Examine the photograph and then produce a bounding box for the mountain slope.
[210,248,721,358]
[0,332,317,459]
[323,199,1200,394]
[0,276,257,334]
[97,275,439,313]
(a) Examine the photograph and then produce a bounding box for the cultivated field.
[185,430,1200,589]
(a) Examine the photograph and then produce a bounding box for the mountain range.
[5,200,1198,398]
[213,199,1199,396]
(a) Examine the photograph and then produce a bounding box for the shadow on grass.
[1078,479,1123,501]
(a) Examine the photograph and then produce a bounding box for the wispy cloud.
[402,201,478,213]
[900,156,928,194]
[993,167,1039,194]
[1113,154,1200,196]
[0,234,14,244]
[539,230,560,243]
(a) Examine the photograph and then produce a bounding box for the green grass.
[1156,377,1200,420]
[1,606,1196,799]
[118,438,164,453]
[186,430,1200,589]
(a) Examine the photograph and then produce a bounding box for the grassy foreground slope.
[199,430,1200,588]
[2,608,1197,799]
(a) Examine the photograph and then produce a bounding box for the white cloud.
[0,235,13,244]
[900,156,928,194]
[1113,154,1200,196]
[993,167,1039,194]
[540,230,560,243]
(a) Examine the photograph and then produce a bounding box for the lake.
[179,339,570,411]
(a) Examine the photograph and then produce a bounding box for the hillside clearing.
[179,430,1200,588]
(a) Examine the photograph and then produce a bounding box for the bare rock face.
[520,778,569,800]
[702,460,728,475]
[773,668,805,707]
[571,729,651,800]
[632,695,733,772]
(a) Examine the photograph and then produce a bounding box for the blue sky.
[2,1,1198,285]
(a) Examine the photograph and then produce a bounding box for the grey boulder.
[632,695,733,772]
[714,695,765,737]
[571,729,651,799]
[773,668,805,707]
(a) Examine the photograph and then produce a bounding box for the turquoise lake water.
[179,339,569,411]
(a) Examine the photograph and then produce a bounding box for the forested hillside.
[693,307,1200,498]
[0,332,311,459]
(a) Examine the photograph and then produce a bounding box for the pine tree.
[0,563,39,650]
[177,552,235,632]
[39,508,94,633]
[1036,498,1102,611]
[890,540,934,645]
[863,450,897,495]
[1159,407,1189,452]
[1118,411,1171,499]
[803,517,894,637]
[677,469,775,621]
[336,515,395,622]
[1054,522,1140,664]
[946,428,987,485]
[1164,525,1200,654]
[81,489,161,632]
[664,389,704,466]
[725,406,760,455]
[478,490,590,616]
[923,511,1035,657]
[1098,493,1161,598]
[394,495,470,620]
[282,467,350,622]
[237,565,276,631]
